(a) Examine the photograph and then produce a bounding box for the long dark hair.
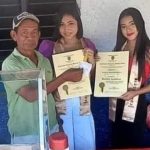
[114,7,150,80]
[54,4,83,40]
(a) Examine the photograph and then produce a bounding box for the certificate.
[52,49,92,99]
[94,51,129,97]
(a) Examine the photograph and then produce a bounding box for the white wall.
[80,0,150,51]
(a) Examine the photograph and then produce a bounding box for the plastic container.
[49,132,69,150]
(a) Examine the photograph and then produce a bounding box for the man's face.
[11,19,40,56]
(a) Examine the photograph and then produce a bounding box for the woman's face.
[120,15,138,41]
[59,14,78,40]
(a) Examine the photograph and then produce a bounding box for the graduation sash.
[109,57,142,122]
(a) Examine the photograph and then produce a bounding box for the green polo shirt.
[2,48,57,136]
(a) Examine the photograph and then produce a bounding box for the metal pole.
[21,0,28,12]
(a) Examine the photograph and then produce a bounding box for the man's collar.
[13,48,37,60]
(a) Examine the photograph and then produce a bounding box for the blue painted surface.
[91,96,111,149]
[0,82,10,144]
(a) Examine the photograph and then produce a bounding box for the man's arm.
[17,85,38,102]
[17,68,83,102]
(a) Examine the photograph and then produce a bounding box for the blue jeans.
[60,98,95,150]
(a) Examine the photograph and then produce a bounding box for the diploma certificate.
[94,51,129,97]
[52,49,92,99]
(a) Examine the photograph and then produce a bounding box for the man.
[2,11,83,144]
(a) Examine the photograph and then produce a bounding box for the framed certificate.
[52,49,92,99]
[94,51,129,97]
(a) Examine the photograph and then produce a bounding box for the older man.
[2,11,82,144]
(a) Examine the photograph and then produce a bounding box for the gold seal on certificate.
[94,51,129,97]
[52,49,92,99]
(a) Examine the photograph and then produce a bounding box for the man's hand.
[62,68,83,82]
